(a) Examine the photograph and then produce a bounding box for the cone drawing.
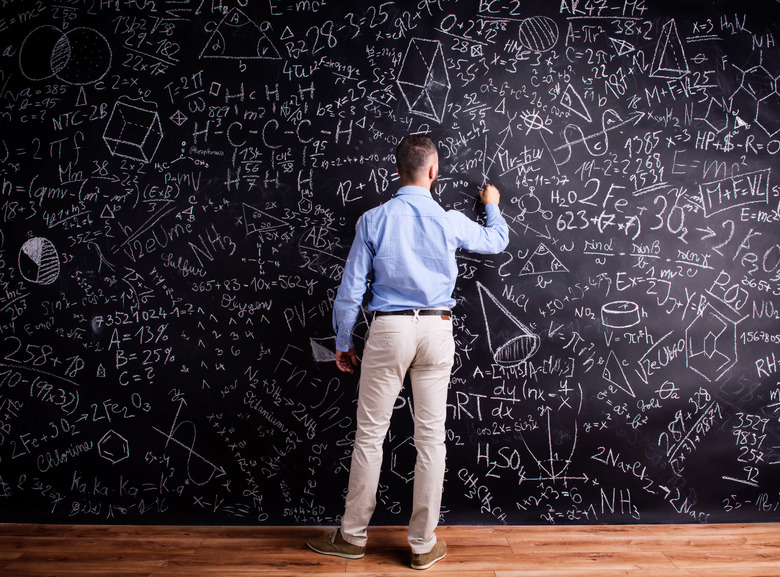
[477,282,539,366]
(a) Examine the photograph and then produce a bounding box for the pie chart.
[19,237,60,285]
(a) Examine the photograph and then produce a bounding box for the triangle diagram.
[242,204,291,236]
[519,243,569,276]
[609,37,635,57]
[650,19,688,79]
[200,8,281,60]
[310,338,335,363]
[561,84,592,123]
[602,349,636,397]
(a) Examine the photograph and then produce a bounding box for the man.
[307,134,508,570]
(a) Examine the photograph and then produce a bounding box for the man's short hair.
[396,134,436,178]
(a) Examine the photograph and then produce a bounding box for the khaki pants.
[340,312,454,554]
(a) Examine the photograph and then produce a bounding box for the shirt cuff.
[336,333,354,352]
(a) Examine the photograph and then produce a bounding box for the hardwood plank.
[0,523,778,576]
[664,549,780,568]
[0,536,203,553]
[1,572,152,577]
[0,550,23,560]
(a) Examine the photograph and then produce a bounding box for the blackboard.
[1,0,779,526]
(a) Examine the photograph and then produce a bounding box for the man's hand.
[335,348,359,373]
[480,184,500,205]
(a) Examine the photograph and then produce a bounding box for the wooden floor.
[0,523,778,576]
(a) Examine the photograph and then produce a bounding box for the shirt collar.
[394,185,432,198]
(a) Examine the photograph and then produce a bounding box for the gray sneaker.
[306,529,365,560]
[411,539,446,570]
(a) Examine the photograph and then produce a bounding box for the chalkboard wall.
[1,0,779,525]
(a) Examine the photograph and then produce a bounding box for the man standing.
[307,134,508,570]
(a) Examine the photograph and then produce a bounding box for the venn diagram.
[19,25,111,85]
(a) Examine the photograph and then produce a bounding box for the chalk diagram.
[601,301,641,329]
[603,350,637,398]
[242,203,293,239]
[549,109,645,167]
[477,283,539,366]
[517,16,559,53]
[200,7,282,60]
[599,302,641,397]
[649,19,689,80]
[519,381,584,485]
[518,243,569,276]
[729,55,780,137]
[153,399,226,486]
[397,38,451,123]
[19,25,111,85]
[390,435,415,483]
[19,237,60,285]
[310,337,335,363]
[609,37,636,58]
[685,301,744,382]
[103,100,163,164]
[98,430,130,464]
[695,97,730,134]
[560,84,592,123]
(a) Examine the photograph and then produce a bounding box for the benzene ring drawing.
[685,301,742,382]
[98,430,130,464]
[397,38,451,123]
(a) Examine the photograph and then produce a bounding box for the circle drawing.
[518,16,559,53]
[19,26,111,85]
[19,237,60,285]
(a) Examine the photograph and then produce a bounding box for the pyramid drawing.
[519,243,569,276]
[649,19,688,79]
[200,7,281,60]
[397,38,451,123]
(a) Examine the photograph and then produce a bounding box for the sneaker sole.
[306,542,365,560]
[411,550,446,570]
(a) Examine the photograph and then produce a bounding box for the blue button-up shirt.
[333,185,509,351]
